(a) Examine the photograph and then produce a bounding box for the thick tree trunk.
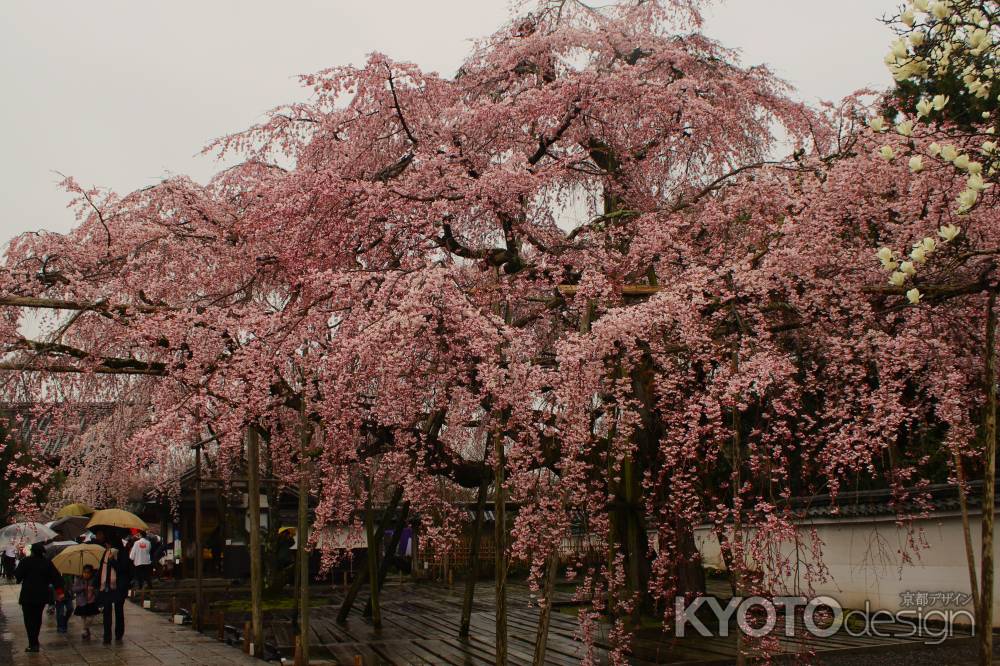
[532,553,559,665]
[980,290,997,665]
[623,455,644,627]
[364,501,410,618]
[494,432,508,666]
[337,488,403,623]
[247,426,264,655]
[675,521,706,598]
[460,473,488,637]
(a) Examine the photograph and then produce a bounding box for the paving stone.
[0,583,259,665]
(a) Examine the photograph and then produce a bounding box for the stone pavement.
[0,582,262,665]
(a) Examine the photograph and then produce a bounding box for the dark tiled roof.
[787,482,994,520]
[0,402,113,457]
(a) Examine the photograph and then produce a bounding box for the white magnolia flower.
[928,142,942,156]
[889,271,908,286]
[967,172,990,191]
[954,153,971,170]
[910,30,927,47]
[938,223,961,242]
[869,116,886,132]
[906,288,922,304]
[909,155,924,172]
[891,39,909,59]
[916,98,934,117]
[940,144,958,161]
[896,120,914,136]
[983,140,997,153]
[933,94,950,110]
[969,28,989,50]
[921,237,936,252]
[913,0,929,10]
[877,247,894,264]
[968,161,983,175]
[902,9,916,26]
[900,260,917,275]
[930,1,951,20]
[880,145,896,161]
[910,245,928,263]
[983,112,992,120]
[958,188,979,212]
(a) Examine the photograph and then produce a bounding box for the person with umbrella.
[93,528,131,645]
[2,543,16,582]
[14,543,64,653]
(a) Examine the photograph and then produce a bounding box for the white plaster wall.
[694,512,998,625]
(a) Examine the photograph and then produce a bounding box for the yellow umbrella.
[52,544,105,576]
[86,509,148,531]
[55,503,95,518]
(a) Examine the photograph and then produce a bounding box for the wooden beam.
[0,295,169,314]
[556,285,662,297]
[0,361,165,376]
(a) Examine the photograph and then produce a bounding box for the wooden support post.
[956,452,981,617]
[194,442,204,632]
[364,474,382,629]
[171,595,177,615]
[217,610,225,641]
[981,290,998,666]
[247,426,264,655]
[364,502,410,618]
[353,656,362,666]
[242,620,250,654]
[532,553,560,665]
[297,408,312,666]
[192,601,198,631]
[294,635,303,666]
[460,475,487,637]
[494,431,508,666]
[337,488,403,623]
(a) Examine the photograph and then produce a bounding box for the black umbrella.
[44,540,78,558]
[49,516,90,541]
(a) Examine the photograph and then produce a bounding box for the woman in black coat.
[14,543,64,653]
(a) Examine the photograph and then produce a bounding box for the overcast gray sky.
[0,1,897,246]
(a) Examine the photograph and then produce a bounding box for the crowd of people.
[5,528,162,653]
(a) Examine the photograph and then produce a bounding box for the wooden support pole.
[247,426,264,655]
[460,474,488,638]
[242,620,250,654]
[336,488,403,623]
[980,290,998,666]
[532,553,559,665]
[217,610,225,641]
[494,431,508,666]
[194,442,204,632]
[956,452,981,617]
[364,475,382,629]
[297,409,312,666]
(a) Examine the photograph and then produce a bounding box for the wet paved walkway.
[0,582,261,665]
